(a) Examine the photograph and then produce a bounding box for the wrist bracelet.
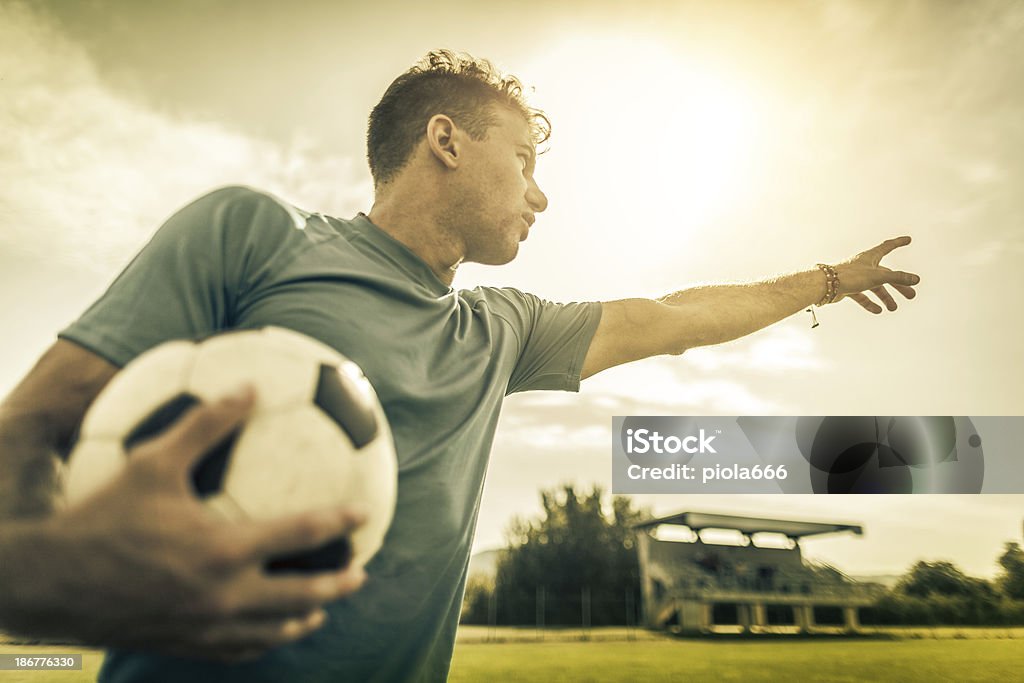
[814,263,839,307]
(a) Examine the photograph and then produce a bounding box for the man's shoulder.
[171,185,339,246]
[458,286,537,312]
[460,286,590,313]
[456,287,553,338]
[182,184,278,212]
[192,185,309,224]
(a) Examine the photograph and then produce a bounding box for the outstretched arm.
[582,236,919,379]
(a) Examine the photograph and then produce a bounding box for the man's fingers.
[219,514,370,615]
[872,235,912,259]
[190,609,328,660]
[871,286,898,312]
[238,507,366,563]
[138,386,256,473]
[893,284,916,300]
[885,270,920,287]
[849,292,882,314]
[237,565,368,616]
[109,608,327,661]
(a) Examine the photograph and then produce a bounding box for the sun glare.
[522,34,763,267]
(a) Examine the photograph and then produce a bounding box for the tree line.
[862,551,1024,626]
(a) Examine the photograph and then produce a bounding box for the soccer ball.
[64,326,398,572]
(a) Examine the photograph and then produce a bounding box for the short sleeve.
[496,288,602,395]
[58,186,306,367]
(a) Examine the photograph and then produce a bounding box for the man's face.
[450,105,548,266]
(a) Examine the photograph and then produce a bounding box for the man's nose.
[526,180,548,213]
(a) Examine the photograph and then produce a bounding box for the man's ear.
[425,114,461,170]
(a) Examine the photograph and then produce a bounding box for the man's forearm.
[0,416,63,519]
[0,341,120,520]
[657,267,826,351]
[0,517,68,636]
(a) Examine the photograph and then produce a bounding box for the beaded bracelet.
[814,263,839,307]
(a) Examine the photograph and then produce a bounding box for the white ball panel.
[63,437,127,506]
[222,406,355,517]
[224,405,396,568]
[79,341,196,439]
[188,331,325,411]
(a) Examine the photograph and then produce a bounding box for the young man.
[0,50,918,681]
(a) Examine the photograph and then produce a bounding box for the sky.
[1,0,1022,579]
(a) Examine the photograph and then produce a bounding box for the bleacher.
[634,511,879,634]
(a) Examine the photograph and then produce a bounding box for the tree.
[997,542,1024,599]
[897,560,994,600]
[489,485,647,626]
[461,573,494,625]
[889,560,999,625]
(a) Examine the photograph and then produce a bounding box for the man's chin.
[475,245,520,267]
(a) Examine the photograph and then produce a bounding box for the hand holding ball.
[64,327,398,571]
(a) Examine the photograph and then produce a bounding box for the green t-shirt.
[59,186,602,682]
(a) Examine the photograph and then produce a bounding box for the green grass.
[2,629,1021,682]
[448,639,1023,682]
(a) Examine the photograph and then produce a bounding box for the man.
[0,50,918,681]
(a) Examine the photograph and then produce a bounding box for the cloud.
[964,238,1024,268]
[582,360,782,413]
[961,161,1003,186]
[492,321,829,467]
[490,323,828,481]
[0,2,371,273]
[684,325,828,374]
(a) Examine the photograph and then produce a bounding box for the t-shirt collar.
[352,213,455,296]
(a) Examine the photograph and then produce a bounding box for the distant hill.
[468,548,502,581]
[849,574,901,589]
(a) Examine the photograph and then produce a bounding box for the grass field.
[450,638,1022,682]
[2,628,1021,682]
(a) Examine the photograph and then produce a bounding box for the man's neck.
[367,193,463,287]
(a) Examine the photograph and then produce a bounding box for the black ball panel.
[121,392,236,498]
[265,536,353,574]
[191,430,239,498]
[123,393,199,450]
[315,364,378,448]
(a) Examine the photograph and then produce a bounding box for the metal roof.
[632,511,862,539]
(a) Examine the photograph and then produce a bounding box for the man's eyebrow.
[516,143,536,160]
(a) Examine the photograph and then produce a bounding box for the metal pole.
[582,586,591,640]
[626,587,635,640]
[488,589,496,643]
[536,585,545,641]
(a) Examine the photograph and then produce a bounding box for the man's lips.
[520,214,534,240]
